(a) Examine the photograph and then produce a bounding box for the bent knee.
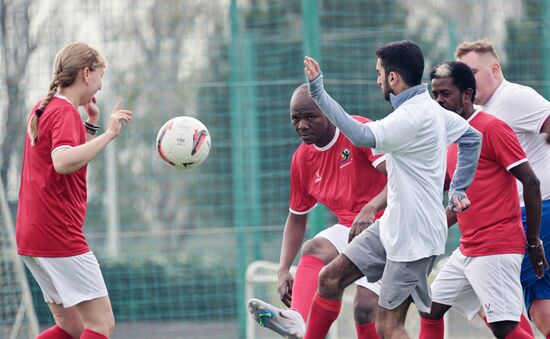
[104,313,116,337]
[318,265,344,294]
[301,238,337,263]
[86,312,115,337]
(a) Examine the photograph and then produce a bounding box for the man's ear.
[491,62,500,76]
[464,88,474,104]
[389,71,398,85]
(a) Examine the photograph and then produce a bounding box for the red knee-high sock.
[290,255,325,321]
[304,293,341,339]
[519,314,535,336]
[504,323,534,339]
[37,325,73,339]
[80,329,108,339]
[355,321,380,339]
[419,317,444,339]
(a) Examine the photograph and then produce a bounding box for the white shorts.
[315,224,382,295]
[431,248,523,323]
[21,252,108,308]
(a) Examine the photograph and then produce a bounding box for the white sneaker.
[247,298,306,339]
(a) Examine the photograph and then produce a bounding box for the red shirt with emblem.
[16,96,90,257]
[289,117,387,227]
[446,111,527,256]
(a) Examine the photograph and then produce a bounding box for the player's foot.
[247,298,306,339]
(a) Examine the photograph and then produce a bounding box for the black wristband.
[84,121,100,131]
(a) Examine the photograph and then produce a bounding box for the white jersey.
[480,80,550,206]
[368,91,470,261]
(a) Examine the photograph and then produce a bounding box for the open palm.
[304,56,321,81]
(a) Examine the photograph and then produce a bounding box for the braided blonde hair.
[28,42,106,145]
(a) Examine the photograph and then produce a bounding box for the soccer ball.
[156,116,211,169]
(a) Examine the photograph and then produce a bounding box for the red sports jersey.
[289,117,387,227]
[16,96,90,257]
[446,111,527,256]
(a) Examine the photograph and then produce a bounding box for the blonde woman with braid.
[16,42,132,339]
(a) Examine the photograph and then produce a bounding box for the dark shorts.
[521,199,550,314]
[342,221,436,313]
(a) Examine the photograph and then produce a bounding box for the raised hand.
[304,56,321,81]
[106,99,133,139]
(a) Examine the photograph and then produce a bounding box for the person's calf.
[355,322,379,339]
[354,288,380,339]
[418,316,444,339]
[304,294,341,339]
[530,299,550,336]
[290,255,325,320]
[353,287,378,324]
[81,328,109,339]
[375,298,412,339]
[36,325,75,339]
[375,321,408,339]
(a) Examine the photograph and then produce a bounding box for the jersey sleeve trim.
[372,154,386,169]
[51,145,73,154]
[506,158,528,172]
[289,203,318,215]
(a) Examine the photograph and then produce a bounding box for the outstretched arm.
[304,56,377,148]
[448,126,482,212]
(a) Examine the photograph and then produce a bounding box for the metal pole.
[105,141,119,258]
[301,0,328,238]
[543,0,550,98]
[230,1,248,337]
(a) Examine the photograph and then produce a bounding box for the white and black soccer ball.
[156,116,211,169]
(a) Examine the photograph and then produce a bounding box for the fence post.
[301,0,329,238]
[543,0,550,98]
[230,1,262,337]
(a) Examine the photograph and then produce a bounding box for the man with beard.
[300,40,482,338]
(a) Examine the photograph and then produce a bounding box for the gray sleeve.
[308,74,376,148]
[448,126,482,203]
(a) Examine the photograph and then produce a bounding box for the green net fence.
[1,0,549,338]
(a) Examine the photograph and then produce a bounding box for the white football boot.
[247,298,306,339]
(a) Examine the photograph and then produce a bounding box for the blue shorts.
[521,199,550,314]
